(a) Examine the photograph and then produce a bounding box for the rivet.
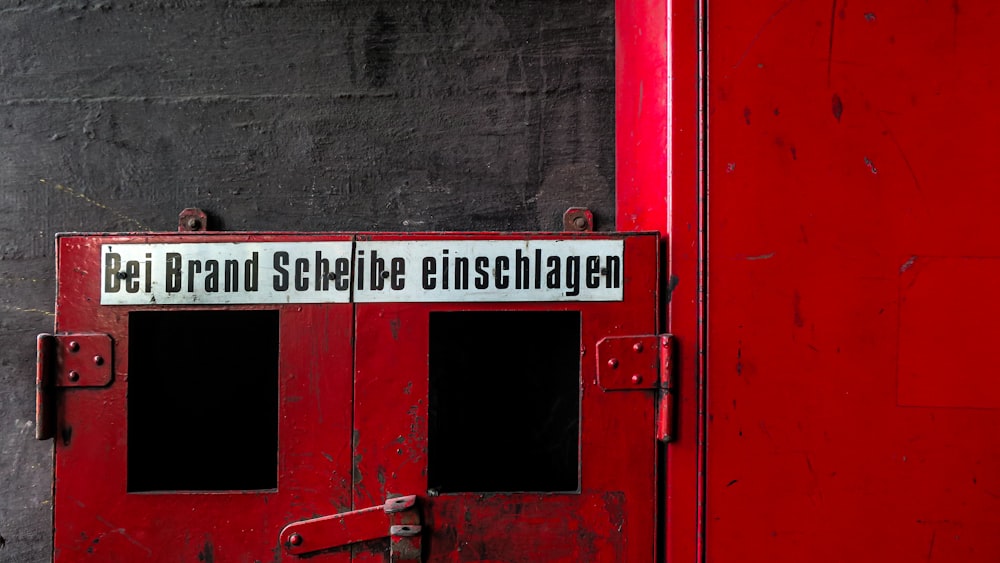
[633,342,644,353]
[93,355,104,366]
[328,273,337,280]
[186,217,201,230]
[381,271,390,279]
[117,271,128,280]
[288,533,303,547]
[631,374,643,385]
[68,341,80,352]
[68,371,80,382]
[607,358,619,369]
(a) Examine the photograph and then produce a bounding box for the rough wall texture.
[0,1,614,560]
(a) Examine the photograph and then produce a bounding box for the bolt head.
[68,371,80,382]
[288,533,303,547]
[93,355,104,366]
[631,374,643,385]
[186,217,201,229]
[573,216,588,229]
[607,358,619,369]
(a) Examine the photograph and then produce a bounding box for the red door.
[351,233,659,562]
[50,234,356,562]
[44,231,661,562]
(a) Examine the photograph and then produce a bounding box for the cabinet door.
[52,235,356,562]
[352,233,659,562]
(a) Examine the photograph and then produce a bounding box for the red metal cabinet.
[40,232,662,562]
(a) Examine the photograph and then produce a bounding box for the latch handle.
[280,495,422,560]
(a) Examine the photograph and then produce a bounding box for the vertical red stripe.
[617,1,705,562]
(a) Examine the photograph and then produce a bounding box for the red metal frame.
[616,1,705,562]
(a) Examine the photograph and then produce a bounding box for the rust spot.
[743,107,751,125]
[727,479,739,487]
[832,94,843,121]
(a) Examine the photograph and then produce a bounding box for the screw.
[93,355,104,366]
[288,533,303,547]
[633,342,644,353]
[607,358,619,369]
[631,374,643,385]
[573,216,588,230]
[186,217,201,230]
[68,371,80,382]
[68,341,80,352]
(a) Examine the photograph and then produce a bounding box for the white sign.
[100,239,624,305]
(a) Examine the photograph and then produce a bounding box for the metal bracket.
[596,335,660,390]
[178,207,208,232]
[280,495,422,560]
[596,334,676,442]
[36,333,114,440]
[563,207,594,232]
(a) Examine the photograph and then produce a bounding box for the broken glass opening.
[428,310,581,493]
[127,310,279,492]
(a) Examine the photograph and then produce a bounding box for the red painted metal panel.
[53,234,355,562]
[616,1,704,562]
[616,0,668,233]
[708,1,1000,561]
[898,257,1000,410]
[352,232,659,562]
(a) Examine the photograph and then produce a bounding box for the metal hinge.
[280,495,422,560]
[596,334,676,442]
[35,333,114,440]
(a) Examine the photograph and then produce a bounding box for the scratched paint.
[709,0,1000,560]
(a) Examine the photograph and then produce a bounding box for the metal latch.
[596,334,676,442]
[35,333,114,440]
[280,495,422,561]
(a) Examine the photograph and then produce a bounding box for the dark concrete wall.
[0,1,614,560]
